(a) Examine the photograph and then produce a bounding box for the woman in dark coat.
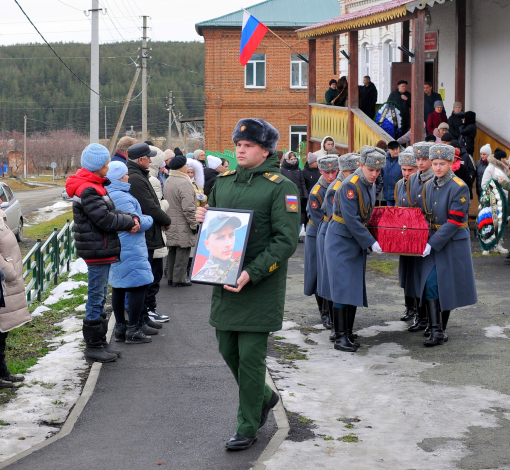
[448,102,464,140]
[459,111,477,156]
[280,151,308,226]
[302,152,321,195]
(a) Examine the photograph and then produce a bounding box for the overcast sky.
[1,0,245,46]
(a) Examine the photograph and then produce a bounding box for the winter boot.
[347,306,360,348]
[495,240,509,254]
[318,295,331,329]
[408,301,427,332]
[442,310,451,343]
[82,319,117,363]
[400,296,416,321]
[100,315,121,357]
[114,323,127,342]
[328,301,336,341]
[423,299,444,347]
[125,325,152,344]
[333,306,357,352]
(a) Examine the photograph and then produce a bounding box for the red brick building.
[196,0,341,153]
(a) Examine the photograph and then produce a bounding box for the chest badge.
[347,190,355,200]
[285,195,299,212]
[311,201,318,209]
[460,196,466,203]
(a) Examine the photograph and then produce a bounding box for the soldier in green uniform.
[195,118,300,451]
[193,214,242,286]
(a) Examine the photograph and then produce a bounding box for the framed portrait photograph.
[190,208,254,287]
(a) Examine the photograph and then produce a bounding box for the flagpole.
[242,8,309,63]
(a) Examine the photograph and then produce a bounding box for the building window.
[290,125,307,153]
[388,44,393,63]
[365,46,371,76]
[290,54,308,88]
[245,54,266,88]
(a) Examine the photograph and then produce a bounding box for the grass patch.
[1,179,41,192]
[472,251,500,258]
[323,436,334,441]
[367,259,398,276]
[24,175,67,186]
[70,272,88,283]
[338,433,359,443]
[24,211,73,241]
[344,424,354,429]
[273,336,286,340]
[298,416,314,424]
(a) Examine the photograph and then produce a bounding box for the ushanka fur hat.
[413,141,434,159]
[339,153,361,171]
[430,143,455,162]
[318,155,339,171]
[360,146,386,169]
[399,147,417,167]
[232,118,279,154]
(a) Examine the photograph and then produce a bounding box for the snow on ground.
[25,201,71,226]
[263,328,510,470]
[0,317,87,462]
[69,257,87,277]
[356,320,409,338]
[280,321,299,331]
[31,305,51,318]
[484,325,510,339]
[43,280,86,306]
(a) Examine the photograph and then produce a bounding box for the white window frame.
[289,125,307,153]
[290,54,308,89]
[244,54,266,89]
[365,46,371,77]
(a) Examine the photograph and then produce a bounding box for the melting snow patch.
[265,328,510,469]
[76,303,86,312]
[356,320,409,338]
[31,305,51,318]
[28,201,72,225]
[484,325,510,339]
[69,258,87,277]
[43,280,86,305]
[279,321,299,331]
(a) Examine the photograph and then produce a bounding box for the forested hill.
[0,41,204,137]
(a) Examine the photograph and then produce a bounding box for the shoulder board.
[350,175,359,184]
[262,172,284,184]
[311,184,321,195]
[397,177,404,185]
[332,180,342,191]
[453,177,466,186]
[219,170,236,177]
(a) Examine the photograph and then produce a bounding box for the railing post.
[53,227,59,285]
[36,238,42,302]
[66,219,72,272]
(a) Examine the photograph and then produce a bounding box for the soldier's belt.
[309,220,315,226]
[323,215,330,223]
[430,222,469,230]
[332,214,368,227]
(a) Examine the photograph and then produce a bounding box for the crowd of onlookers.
[66,136,231,363]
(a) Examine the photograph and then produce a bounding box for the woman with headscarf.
[186,158,207,207]
[193,149,207,168]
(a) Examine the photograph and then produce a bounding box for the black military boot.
[114,323,127,342]
[442,310,451,343]
[316,295,331,329]
[328,301,336,342]
[83,319,118,363]
[347,306,360,348]
[423,299,444,347]
[400,296,416,321]
[333,306,357,352]
[100,315,121,357]
[408,302,427,332]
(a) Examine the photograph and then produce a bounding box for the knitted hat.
[193,149,205,160]
[399,147,417,167]
[441,133,453,143]
[318,155,339,171]
[425,134,436,143]
[430,143,455,162]
[164,149,175,160]
[438,122,449,131]
[232,118,279,154]
[307,152,318,165]
[453,102,462,109]
[106,161,128,181]
[360,146,386,169]
[434,100,444,108]
[81,143,110,172]
[339,153,361,171]
[168,155,187,170]
[413,142,434,159]
[480,144,492,155]
[174,147,184,157]
[387,141,400,150]
[494,148,507,161]
[397,80,408,85]
[207,155,222,170]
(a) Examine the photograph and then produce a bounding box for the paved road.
[6,281,276,470]
[15,187,64,218]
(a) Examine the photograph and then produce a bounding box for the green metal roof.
[196,0,340,35]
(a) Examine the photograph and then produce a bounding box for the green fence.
[23,219,76,305]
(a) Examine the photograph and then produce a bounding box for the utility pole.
[23,115,27,179]
[89,0,100,143]
[141,16,149,141]
[167,91,173,147]
[104,105,107,144]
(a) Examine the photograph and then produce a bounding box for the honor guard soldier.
[304,155,339,329]
[325,146,386,352]
[318,153,360,342]
[399,141,435,323]
[195,118,300,450]
[419,143,477,346]
[395,147,428,334]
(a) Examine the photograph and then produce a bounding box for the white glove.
[371,241,383,254]
[422,243,431,257]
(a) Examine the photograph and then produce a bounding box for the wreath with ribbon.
[375,101,403,139]
[477,178,508,250]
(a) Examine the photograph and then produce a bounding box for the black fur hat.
[232,118,279,154]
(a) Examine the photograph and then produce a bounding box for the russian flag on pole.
[239,11,268,66]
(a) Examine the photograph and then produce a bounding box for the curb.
[0,314,115,469]
[252,369,289,470]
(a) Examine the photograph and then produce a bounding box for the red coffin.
[368,207,429,255]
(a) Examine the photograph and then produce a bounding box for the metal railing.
[23,219,76,305]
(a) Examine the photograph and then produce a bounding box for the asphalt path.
[15,187,64,219]
[5,280,277,470]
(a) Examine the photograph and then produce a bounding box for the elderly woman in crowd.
[186,158,207,207]
[193,149,207,168]
[0,209,31,388]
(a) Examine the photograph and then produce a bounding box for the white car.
[0,183,24,241]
